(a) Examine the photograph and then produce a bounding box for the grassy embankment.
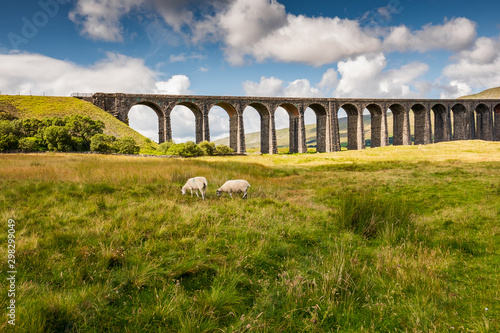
[0,141,499,332]
[0,95,159,154]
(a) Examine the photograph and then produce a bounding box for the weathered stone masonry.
[87,93,500,154]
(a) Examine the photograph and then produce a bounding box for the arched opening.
[128,102,163,143]
[209,102,238,150]
[365,104,386,148]
[494,104,500,141]
[432,104,449,143]
[208,106,230,143]
[308,104,328,153]
[276,104,299,153]
[171,102,202,143]
[341,104,361,150]
[303,108,316,152]
[451,104,468,140]
[362,108,371,148]
[336,108,348,149]
[474,104,493,141]
[243,103,272,154]
[411,104,430,145]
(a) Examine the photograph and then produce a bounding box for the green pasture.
[0,141,499,332]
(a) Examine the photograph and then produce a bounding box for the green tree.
[90,134,116,154]
[41,116,65,127]
[114,136,140,154]
[0,134,19,151]
[64,114,104,141]
[0,120,19,151]
[18,137,44,151]
[43,126,73,151]
[20,118,43,137]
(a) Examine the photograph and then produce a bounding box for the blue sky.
[1,0,500,142]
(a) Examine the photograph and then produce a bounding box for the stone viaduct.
[80,93,500,154]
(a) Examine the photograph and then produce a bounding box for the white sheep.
[181,177,208,200]
[216,180,251,199]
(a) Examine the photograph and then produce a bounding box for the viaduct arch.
[85,93,500,154]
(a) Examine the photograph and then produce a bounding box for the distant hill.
[214,113,395,150]
[0,95,156,150]
[459,86,500,99]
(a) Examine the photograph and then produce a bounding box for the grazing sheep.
[181,177,208,200]
[216,180,251,199]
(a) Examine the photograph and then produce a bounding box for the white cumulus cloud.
[155,75,192,94]
[0,51,162,95]
[250,15,381,66]
[334,54,429,98]
[243,76,321,97]
[69,0,144,42]
[440,36,500,98]
[383,17,476,53]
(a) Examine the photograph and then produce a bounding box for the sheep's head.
[181,187,186,195]
[216,190,221,197]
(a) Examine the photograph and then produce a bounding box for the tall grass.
[0,141,499,331]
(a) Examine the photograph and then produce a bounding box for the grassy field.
[1,141,499,332]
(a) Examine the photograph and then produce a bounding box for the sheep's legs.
[243,192,247,199]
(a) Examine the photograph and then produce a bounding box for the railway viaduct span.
[79,93,500,154]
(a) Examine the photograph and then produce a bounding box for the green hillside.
[215,113,395,150]
[0,95,156,150]
[459,86,500,99]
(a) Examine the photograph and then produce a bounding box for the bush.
[114,136,140,154]
[166,141,204,157]
[199,141,216,156]
[43,126,73,151]
[0,133,19,151]
[166,143,187,156]
[18,137,44,152]
[184,141,204,157]
[0,111,17,121]
[90,134,116,154]
[158,141,175,154]
[214,144,234,155]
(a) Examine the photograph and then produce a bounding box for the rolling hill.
[0,95,157,151]
[459,86,500,99]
